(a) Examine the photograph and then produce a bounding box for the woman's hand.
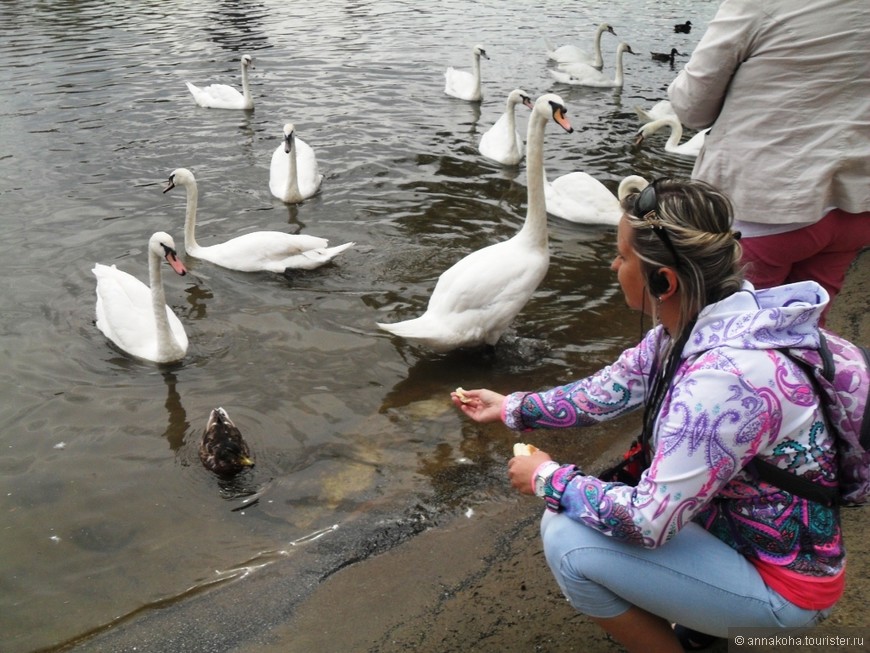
[450,388,506,423]
[508,450,553,495]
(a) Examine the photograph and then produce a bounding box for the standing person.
[452,179,843,653]
[667,0,870,325]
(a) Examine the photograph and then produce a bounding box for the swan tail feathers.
[633,105,653,122]
[376,316,450,348]
[316,241,355,260]
[544,37,556,57]
[283,242,354,270]
[377,317,430,341]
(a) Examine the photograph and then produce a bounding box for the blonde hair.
[621,178,744,345]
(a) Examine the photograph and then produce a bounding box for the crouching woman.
[452,178,843,652]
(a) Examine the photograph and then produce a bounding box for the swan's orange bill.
[166,252,187,276]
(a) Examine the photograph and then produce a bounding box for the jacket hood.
[684,280,828,357]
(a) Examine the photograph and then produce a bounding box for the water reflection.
[162,371,189,452]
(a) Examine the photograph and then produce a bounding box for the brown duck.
[200,407,254,475]
[651,48,684,63]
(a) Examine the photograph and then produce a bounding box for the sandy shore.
[255,248,870,653]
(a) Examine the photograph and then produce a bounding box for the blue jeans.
[540,511,831,637]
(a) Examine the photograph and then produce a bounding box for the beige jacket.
[668,0,870,231]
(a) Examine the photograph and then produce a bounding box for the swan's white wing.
[428,239,548,314]
[479,112,523,165]
[675,128,709,157]
[545,172,621,225]
[444,67,477,100]
[185,81,245,110]
[380,237,548,349]
[552,61,609,86]
[93,263,186,362]
[196,231,351,272]
[269,144,290,199]
[94,264,152,353]
[293,137,323,199]
[547,44,595,66]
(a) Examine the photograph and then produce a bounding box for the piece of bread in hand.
[454,387,472,404]
[513,442,539,456]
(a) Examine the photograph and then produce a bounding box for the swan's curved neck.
[592,26,605,68]
[520,111,549,247]
[506,99,518,138]
[182,181,200,253]
[472,53,481,84]
[240,62,251,100]
[285,139,299,197]
[148,248,174,357]
[664,118,684,149]
[613,49,626,85]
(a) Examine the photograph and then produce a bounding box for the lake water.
[0,0,714,650]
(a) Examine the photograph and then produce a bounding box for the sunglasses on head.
[634,180,681,268]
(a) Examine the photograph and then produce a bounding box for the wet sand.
[257,249,870,653]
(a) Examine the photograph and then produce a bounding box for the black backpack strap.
[750,340,840,507]
[749,457,839,507]
[857,344,870,450]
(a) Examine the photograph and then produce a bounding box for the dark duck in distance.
[200,407,254,475]
[674,21,692,33]
[651,48,684,63]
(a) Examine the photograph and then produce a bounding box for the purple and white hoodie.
[503,281,843,577]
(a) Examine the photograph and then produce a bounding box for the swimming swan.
[377,94,574,352]
[186,54,255,111]
[549,42,635,88]
[545,171,649,225]
[635,115,709,158]
[93,232,189,364]
[545,23,617,70]
[478,89,533,166]
[444,44,489,102]
[269,123,323,203]
[164,168,353,272]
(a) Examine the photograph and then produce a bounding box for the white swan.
[269,123,323,203]
[93,232,189,364]
[545,171,649,225]
[549,42,635,88]
[163,168,354,272]
[635,116,709,158]
[377,94,574,352]
[545,23,617,70]
[634,100,676,123]
[478,89,533,166]
[444,44,489,102]
[185,54,255,111]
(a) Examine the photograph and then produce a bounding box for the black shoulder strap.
[749,457,838,507]
[750,342,839,507]
[856,344,870,450]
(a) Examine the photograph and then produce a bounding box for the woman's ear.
[651,267,679,300]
